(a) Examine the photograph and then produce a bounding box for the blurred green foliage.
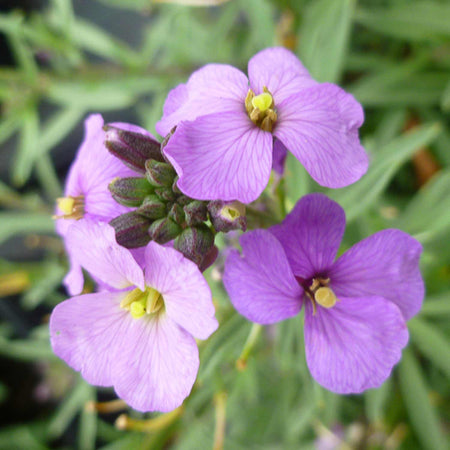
[0,0,449,449]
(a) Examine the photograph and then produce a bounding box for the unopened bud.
[208,201,247,232]
[168,203,185,226]
[110,212,151,248]
[174,225,215,267]
[184,200,208,227]
[109,177,153,207]
[145,160,176,188]
[155,187,176,203]
[136,195,167,219]
[104,125,164,173]
[148,218,181,244]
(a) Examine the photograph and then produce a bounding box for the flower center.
[120,286,164,319]
[305,277,338,315]
[245,87,277,132]
[55,196,85,220]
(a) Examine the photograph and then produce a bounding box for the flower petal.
[163,110,273,203]
[66,219,144,291]
[329,229,424,320]
[272,138,288,175]
[304,295,409,394]
[270,193,345,279]
[113,313,199,412]
[156,64,248,136]
[274,84,368,188]
[144,242,218,340]
[50,291,130,386]
[63,252,84,296]
[223,230,303,324]
[59,114,139,223]
[248,47,316,104]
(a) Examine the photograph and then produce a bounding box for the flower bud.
[168,203,185,226]
[183,200,208,227]
[136,195,167,219]
[148,218,181,244]
[145,160,176,188]
[110,212,151,248]
[109,177,154,207]
[174,224,215,267]
[208,201,247,233]
[155,187,176,203]
[104,125,164,173]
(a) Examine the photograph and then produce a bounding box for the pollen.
[54,195,85,220]
[120,287,165,319]
[314,287,337,309]
[245,87,277,132]
[251,92,273,112]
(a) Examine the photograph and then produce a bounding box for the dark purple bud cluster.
[105,126,247,269]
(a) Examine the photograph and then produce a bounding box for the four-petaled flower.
[55,114,154,295]
[50,220,218,412]
[156,47,369,203]
[223,194,424,393]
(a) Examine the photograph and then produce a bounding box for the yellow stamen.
[120,288,144,309]
[54,196,85,220]
[120,286,165,319]
[146,287,163,314]
[57,197,75,215]
[315,287,337,309]
[130,299,146,319]
[251,92,273,112]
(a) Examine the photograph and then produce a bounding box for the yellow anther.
[120,288,144,310]
[146,287,163,314]
[130,299,146,319]
[251,92,273,113]
[57,197,75,215]
[315,287,337,309]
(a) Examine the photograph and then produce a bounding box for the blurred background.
[0,0,449,448]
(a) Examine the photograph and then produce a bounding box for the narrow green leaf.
[0,213,55,245]
[298,0,355,83]
[398,348,447,450]
[329,122,442,221]
[421,291,450,317]
[0,337,56,361]
[72,19,140,67]
[48,379,92,439]
[13,108,40,186]
[441,80,450,112]
[78,385,97,450]
[409,318,450,380]
[355,2,450,42]
[395,168,450,242]
[364,379,392,424]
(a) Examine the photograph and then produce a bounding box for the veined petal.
[270,193,345,279]
[66,220,144,291]
[248,47,316,104]
[223,230,303,324]
[329,229,424,320]
[144,242,218,340]
[163,110,273,203]
[272,138,288,175]
[63,252,84,296]
[50,291,130,386]
[114,313,199,412]
[304,296,408,394]
[156,64,248,136]
[274,84,368,188]
[59,114,140,223]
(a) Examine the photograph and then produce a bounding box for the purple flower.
[55,114,155,295]
[50,219,218,412]
[223,194,424,393]
[156,47,368,203]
